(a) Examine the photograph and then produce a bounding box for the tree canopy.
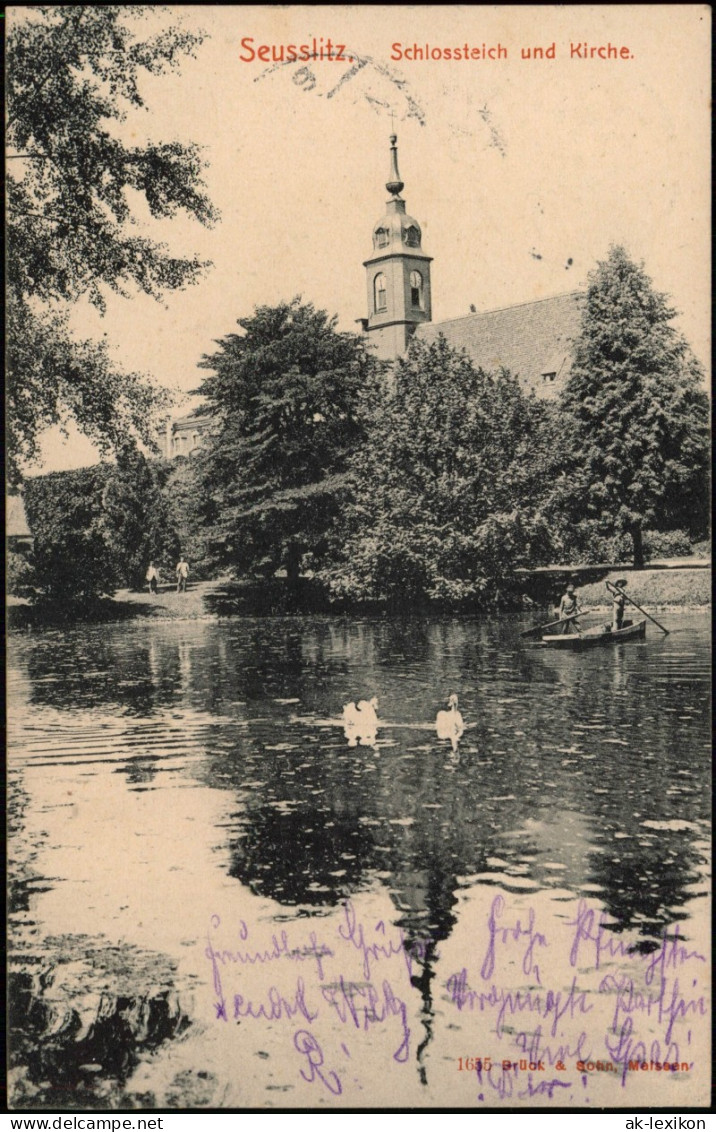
[195,299,382,584]
[22,449,181,601]
[552,246,709,566]
[7,6,218,483]
[325,336,551,606]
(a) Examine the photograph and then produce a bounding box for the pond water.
[7,612,711,1109]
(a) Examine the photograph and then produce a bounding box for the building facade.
[7,493,33,551]
[165,412,213,460]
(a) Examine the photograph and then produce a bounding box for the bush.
[7,550,36,597]
[22,453,186,603]
[690,538,711,559]
[553,526,696,565]
[161,457,217,581]
[642,530,694,559]
[24,466,117,600]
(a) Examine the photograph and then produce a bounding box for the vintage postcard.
[6,4,711,1114]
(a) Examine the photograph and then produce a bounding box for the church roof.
[414,290,585,397]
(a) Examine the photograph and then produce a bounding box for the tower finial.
[386,134,404,197]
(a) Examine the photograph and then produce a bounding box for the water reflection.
[12,616,711,933]
[435,693,464,751]
[342,697,380,747]
[8,613,711,1105]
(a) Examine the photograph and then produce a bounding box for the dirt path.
[110,579,230,619]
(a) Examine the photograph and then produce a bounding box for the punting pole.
[607,580,669,635]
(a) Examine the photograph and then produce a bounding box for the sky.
[11,5,711,473]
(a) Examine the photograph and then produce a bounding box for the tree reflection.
[228,806,379,905]
[11,615,710,986]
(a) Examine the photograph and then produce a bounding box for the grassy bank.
[575,567,711,610]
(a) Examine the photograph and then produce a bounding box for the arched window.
[374,227,389,249]
[374,272,387,313]
[410,270,423,309]
[405,225,420,248]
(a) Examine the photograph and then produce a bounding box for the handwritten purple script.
[480,894,548,983]
[202,895,707,1100]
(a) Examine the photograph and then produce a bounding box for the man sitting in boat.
[611,579,627,631]
[557,584,583,634]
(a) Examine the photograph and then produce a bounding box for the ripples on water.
[7,613,711,1108]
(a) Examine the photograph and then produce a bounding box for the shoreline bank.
[7,565,711,631]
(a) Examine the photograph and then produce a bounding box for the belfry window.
[374,272,387,313]
[410,270,423,309]
[405,225,420,248]
[374,227,389,249]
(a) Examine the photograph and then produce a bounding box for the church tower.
[361,135,432,360]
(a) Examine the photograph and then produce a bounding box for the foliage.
[23,466,117,600]
[641,529,695,560]
[162,456,217,579]
[324,336,552,606]
[6,301,173,488]
[690,538,711,560]
[7,551,37,598]
[551,526,696,566]
[6,6,218,484]
[102,445,180,588]
[550,246,710,567]
[22,451,181,601]
[195,299,383,584]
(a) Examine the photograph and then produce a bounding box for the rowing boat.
[541,619,647,649]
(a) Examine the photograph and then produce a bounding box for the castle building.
[360,135,585,400]
[167,135,585,456]
[165,412,211,459]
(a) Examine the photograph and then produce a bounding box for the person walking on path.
[176,557,189,593]
[146,562,159,594]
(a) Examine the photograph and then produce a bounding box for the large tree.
[101,445,180,589]
[6,6,218,484]
[553,246,709,566]
[195,299,382,587]
[325,336,551,606]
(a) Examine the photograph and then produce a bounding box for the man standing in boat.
[557,583,583,634]
[611,578,627,631]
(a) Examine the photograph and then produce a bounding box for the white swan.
[342,701,361,727]
[356,696,379,730]
[436,694,464,743]
[343,697,379,747]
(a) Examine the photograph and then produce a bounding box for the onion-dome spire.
[386,134,404,197]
